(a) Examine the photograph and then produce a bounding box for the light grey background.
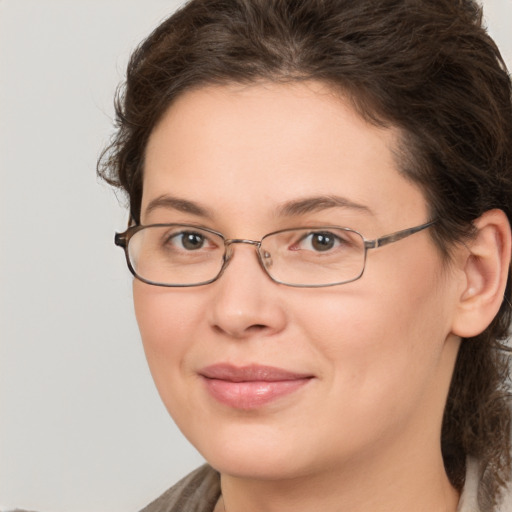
[1,1,511,511]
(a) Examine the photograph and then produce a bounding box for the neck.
[216,443,459,512]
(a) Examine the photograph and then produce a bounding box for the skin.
[135,82,466,512]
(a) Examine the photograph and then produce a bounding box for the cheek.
[357,241,453,350]
[134,281,204,342]
[293,250,454,415]
[133,282,204,399]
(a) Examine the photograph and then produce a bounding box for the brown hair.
[98,0,512,504]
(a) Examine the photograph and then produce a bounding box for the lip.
[199,364,314,410]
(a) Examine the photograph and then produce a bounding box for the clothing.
[140,460,512,512]
[140,465,220,512]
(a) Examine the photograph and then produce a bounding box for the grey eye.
[179,232,206,250]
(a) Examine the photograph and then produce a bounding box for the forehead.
[142,81,427,230]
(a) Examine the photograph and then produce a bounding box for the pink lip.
[199,364,313,410]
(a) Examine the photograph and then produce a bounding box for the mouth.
[199,364,314,410]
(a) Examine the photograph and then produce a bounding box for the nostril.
[247,324,267,333]
[212,322,268,337]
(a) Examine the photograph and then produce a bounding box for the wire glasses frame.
[114,220,437,288]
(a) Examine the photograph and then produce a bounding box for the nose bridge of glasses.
[224,238,262,262]
[223,238,273,273]
[224,238,262,248]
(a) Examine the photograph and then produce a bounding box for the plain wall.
[1,1,511,511]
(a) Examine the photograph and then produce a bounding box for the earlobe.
[451,209,511,338]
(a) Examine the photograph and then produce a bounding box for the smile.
[199,364,314,410]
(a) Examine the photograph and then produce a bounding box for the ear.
[451,209,511,338]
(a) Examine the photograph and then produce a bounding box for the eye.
[298,231,343,252]
[170,231,208,250]
[309,232,338,251]
[180,232,206,250]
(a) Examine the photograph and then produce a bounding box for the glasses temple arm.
[364,220,438,250]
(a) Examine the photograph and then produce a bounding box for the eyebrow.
[144,194,213,219]
[144,193,373,220]
[275,195,374,217]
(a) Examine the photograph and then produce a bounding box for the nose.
[207,242,287,339]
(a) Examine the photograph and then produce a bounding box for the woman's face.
[135,82,462,480]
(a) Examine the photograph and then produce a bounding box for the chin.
[208,453,309,481]
[179,424,285,475]
[184,421,331,482]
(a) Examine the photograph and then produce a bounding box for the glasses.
[115,220,437,288]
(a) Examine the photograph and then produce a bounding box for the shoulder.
[139,465,220,512]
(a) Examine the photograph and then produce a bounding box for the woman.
[99,0,512,510]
